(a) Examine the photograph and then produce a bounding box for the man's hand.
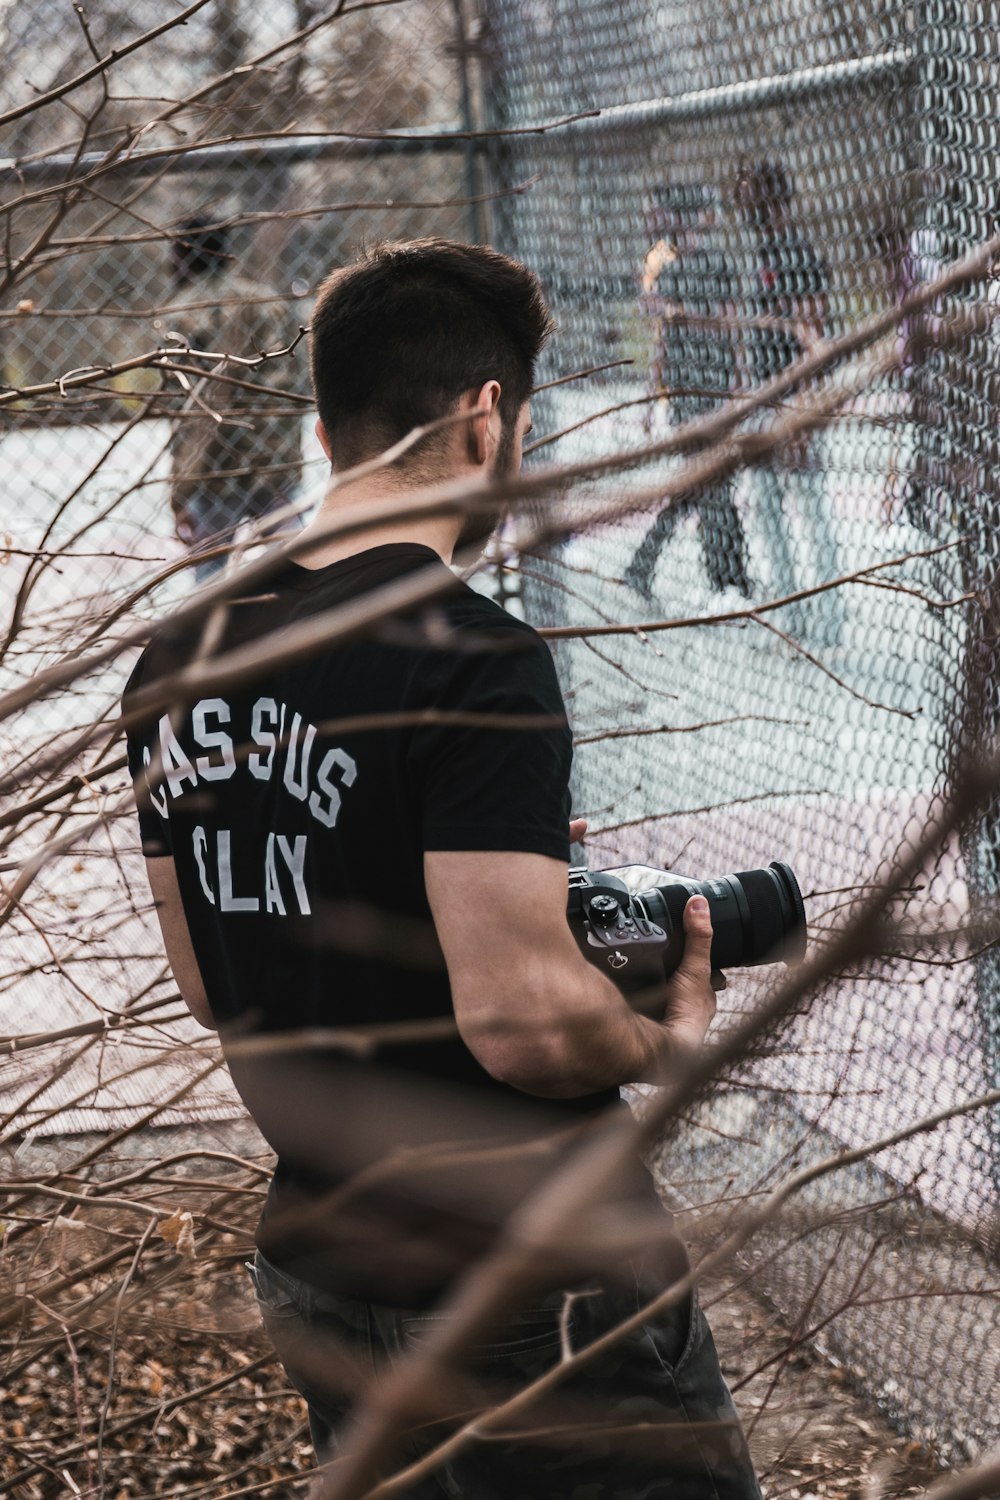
[427,844,717,1098]
[564,822,717,1074]
[658,894,717,1058]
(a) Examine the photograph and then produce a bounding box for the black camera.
[567,862,806,1009]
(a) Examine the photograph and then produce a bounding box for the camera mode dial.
[587,894,621,928]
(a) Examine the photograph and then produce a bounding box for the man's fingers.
[569,818,588,843]
[660,893,717,1051]
[679,894,713,975]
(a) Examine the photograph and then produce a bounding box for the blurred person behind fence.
[735,159,844,645]
[124,237,762,1498]
[626,184,752,603]
[873,218,945,530]
[166,216,304,581]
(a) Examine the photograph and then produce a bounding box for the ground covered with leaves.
[706,1277,946,1500]
[0,1193,949,1500]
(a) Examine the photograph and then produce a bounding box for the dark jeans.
[752,460,844,647]
[626,483,752,601]
[248,1250,761,1499]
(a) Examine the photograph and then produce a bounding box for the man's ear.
[315,418,333,461]
[467,381,502,468]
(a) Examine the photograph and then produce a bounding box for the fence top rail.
[0,47,914,190]
[0,122,472,187]
[556,46,915,137]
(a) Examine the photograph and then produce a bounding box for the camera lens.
[636,861,807,976]
[733,862,807,966]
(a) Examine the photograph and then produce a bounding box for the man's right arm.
[425,848,716,1098]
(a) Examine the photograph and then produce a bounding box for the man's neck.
[295,471,464,571]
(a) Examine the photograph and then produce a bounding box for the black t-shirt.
[124,545,652,1303]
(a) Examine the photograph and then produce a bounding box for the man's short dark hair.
[309,238,553,469]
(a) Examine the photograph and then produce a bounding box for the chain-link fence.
[0,2,502,1226]
[0,0,490,1135]
[0,0,480,639]
[483,0,1000,1462]
[3,0,1000,1476]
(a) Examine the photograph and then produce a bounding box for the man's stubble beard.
[453,417,518,554]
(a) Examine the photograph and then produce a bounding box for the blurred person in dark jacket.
[735,159,844,645]
[166,217,304,581]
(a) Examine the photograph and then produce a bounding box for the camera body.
[567,862,806,1015]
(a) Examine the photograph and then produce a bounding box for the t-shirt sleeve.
[122,653,173,859]
[410,623,572,861]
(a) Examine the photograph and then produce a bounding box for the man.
[165,217,304,580]
[627,186,752,602]
[124,239,761,1497]
[735,159,844,645]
